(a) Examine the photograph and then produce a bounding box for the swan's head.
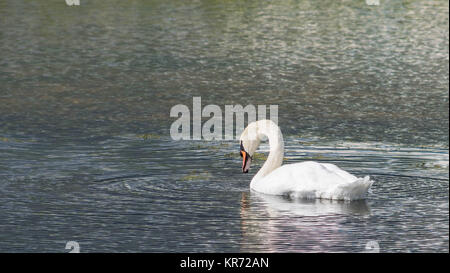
[239,123,261,173]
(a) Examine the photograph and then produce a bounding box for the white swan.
[239,120,374,200]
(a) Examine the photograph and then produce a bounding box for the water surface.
[0,0,448,252]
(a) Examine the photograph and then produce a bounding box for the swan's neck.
[251,122,284,184]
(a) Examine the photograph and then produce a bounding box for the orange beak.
[241,151,251,173]
[240,141,251,173]
[242,151,247,171]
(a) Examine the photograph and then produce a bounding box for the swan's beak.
[241,151,252,173]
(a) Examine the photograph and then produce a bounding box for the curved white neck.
[251,121,284,184]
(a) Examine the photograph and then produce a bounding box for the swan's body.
[239,120,374,201]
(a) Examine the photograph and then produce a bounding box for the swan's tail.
[330,176,374,201]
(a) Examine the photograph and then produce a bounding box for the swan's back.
[250,161,373,201]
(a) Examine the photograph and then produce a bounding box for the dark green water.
[0,0,448,252]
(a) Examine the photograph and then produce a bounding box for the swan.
[239,120,374,200]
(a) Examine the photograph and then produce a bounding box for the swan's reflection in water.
[240,192,371,252]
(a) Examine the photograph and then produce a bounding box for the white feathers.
[241,120,374,201]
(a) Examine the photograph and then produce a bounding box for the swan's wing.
[252,161,350,195]
[327,176,374,200]
[319,163,358,182]
[251,161,371,200]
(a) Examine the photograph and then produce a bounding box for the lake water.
[0,0,448,252]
